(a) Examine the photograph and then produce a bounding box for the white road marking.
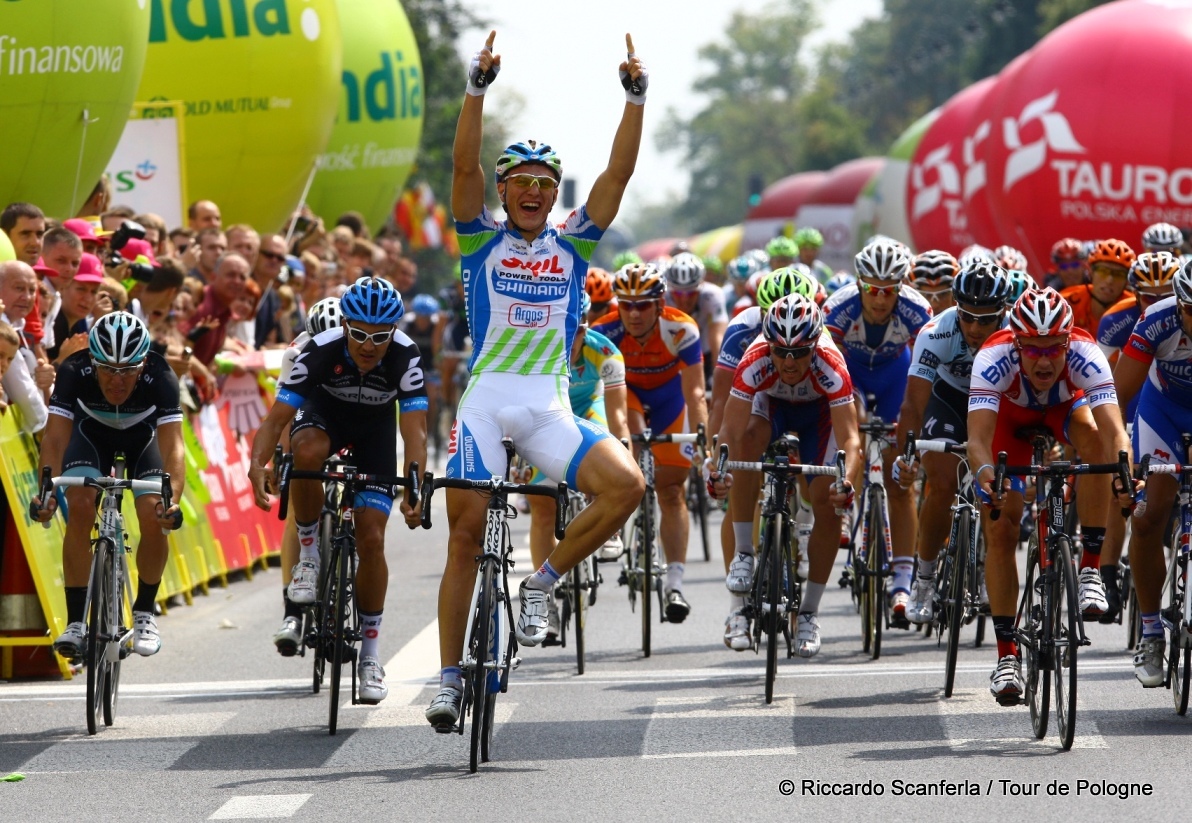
[939,688,1108,749]
[382,619,442,698]
[209,794,312,819]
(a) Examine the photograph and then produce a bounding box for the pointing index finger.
[625,32,635,57]
[484,29,497,51]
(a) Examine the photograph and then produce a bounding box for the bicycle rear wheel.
[85,540,114,736]
[1052,535,1080,750]
[943,509,970,698]
[760,514,784,703]
[469,563,495,773]
[1020,539,1050,738]
[639,498,654,658]
[688,465,711,562]
[865,491,886,660]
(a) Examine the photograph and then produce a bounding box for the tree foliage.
[656,0,1113,234]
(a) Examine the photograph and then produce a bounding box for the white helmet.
[854,242,911,282]
[1143,221,1184,252]
[665,252,706,290]
[306,297,343,336]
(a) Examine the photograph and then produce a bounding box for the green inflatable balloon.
[0,0,150,218]
[306,0,423,231]
[136,0,342,232]
[0,230,15,263]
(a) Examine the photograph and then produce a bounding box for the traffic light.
[747,174,764,208]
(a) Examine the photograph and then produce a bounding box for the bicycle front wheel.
[327,542,351,736]
[85,540,114,736]
[943,509,970,697]
[469,562,495,773]
[1052,535,1080,750]
[571,563,586,675]
[1020,537,1050,738]
[688,465,711,562]
[1167,544,1190,715]
[639,498,655,658]
[865,491,886,660]
[761,514,784,704]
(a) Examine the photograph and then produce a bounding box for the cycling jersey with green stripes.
[456,205,604,378]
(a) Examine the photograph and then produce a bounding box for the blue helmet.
[89,311,150,366]
[824,270,856,295]
[341,277,404,325]
[411,294,440,316]
[494,140,562,183]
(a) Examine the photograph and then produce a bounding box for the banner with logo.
[105,102,188,228]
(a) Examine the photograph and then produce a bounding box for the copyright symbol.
[779,780,795,796]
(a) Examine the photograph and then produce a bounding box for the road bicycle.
[278,455,418,736]
[553,485,599,675]
[905,436,986,697]
[420,438,567,772]
[721,437,845,703]
[621,426,705,658]
[32,459,177,736]
[850,411,898,659]
[1143,435,1192,714]
[995,436,1130,750]
[686,460,713,562]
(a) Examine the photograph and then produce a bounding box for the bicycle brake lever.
[420,471,435,530]
[555,482,568,541]
[834,449,848,517]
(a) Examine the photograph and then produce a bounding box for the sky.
[458,0,883,227]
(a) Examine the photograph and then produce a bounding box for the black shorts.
[61,417,164,497]
[919,380,968,445]
[290,392,398,508]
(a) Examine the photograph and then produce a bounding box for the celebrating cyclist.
[893,262,1011,624]
[249,276,428,705]
[32,313,185,660]
[594,263,707,621]
[823,240,933,622]
[1110,263,1192,686]
[663,252,727,385]
[710,293,859,655]
[425,31,647,729]
[968,288,1133,704]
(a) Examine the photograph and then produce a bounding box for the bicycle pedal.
[995,693,1024,708]
[510,656,522,670]
[433,722,458,735]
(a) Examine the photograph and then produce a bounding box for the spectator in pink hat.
[62,218,104,256]
[48,254,104,364]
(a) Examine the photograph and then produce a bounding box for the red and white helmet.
[761,293,824,347]
[1008,287,1073,338]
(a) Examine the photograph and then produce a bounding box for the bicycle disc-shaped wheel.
[469,563,495,773]
[1021,540,1050,739]
[943,510,970,697]
[85,540,115,736]
[1052,536,1080,750]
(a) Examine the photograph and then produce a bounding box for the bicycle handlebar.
[278,455,420,522]
[905,435,967,456]
[419,473,568,539]
[29,470,176,533]
[631,423,706,451]
[991,449,1132,520]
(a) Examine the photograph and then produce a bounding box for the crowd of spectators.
[0,176,423,438]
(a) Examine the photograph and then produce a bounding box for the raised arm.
[586,34,648,230]
[452,30,501,223]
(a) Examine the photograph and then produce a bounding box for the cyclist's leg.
[868,354,918,611]
[1065,400,1112,615]
[126,427,172,656]
[286,407,335,603]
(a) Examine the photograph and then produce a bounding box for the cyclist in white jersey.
[426,31,648,729]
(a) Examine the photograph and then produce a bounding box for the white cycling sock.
[916,556,937,580]
[666,562,684,593]
[359,611,382,660]
[801,581,826,614]
[729,594,746,611]
[892,556,914,594]
[733,522,754,554]
[296,521,319,563]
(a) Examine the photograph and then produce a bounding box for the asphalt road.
[2,493,1189,823]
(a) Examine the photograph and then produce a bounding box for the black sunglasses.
[956,307,1004,326]
[771,344,813,360]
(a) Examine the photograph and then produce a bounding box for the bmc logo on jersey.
[509,303,550,328]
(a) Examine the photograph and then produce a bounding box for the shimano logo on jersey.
[499,255,566,276]
[464,432,476,474]
[493,278,569,299]
[509,303,550,328]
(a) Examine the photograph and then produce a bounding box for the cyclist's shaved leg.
[983,492,1026,617]
[62,485,98,587]
[1130,474,1177,613]
[353,507,390,613]
[884,446,917,597]
[438,490,489,669]
[133,493,170,584]
[655,463,690,567]
[721,413,768,571]
[527,494,558,569]
[806,476,845,585]
[552,438,643,573]
[1067,408,1111,554]
[916,451,960,565]
[289,427,333,520]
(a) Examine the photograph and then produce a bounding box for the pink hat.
[32,257,59,278]
[119,238,159,267]
[63,218,101,244]
[74,253,104,284]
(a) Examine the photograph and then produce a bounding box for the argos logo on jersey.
[509,303,550,328]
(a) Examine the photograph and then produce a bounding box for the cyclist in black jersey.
[31,312,185,661]
[249,276,427,705]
